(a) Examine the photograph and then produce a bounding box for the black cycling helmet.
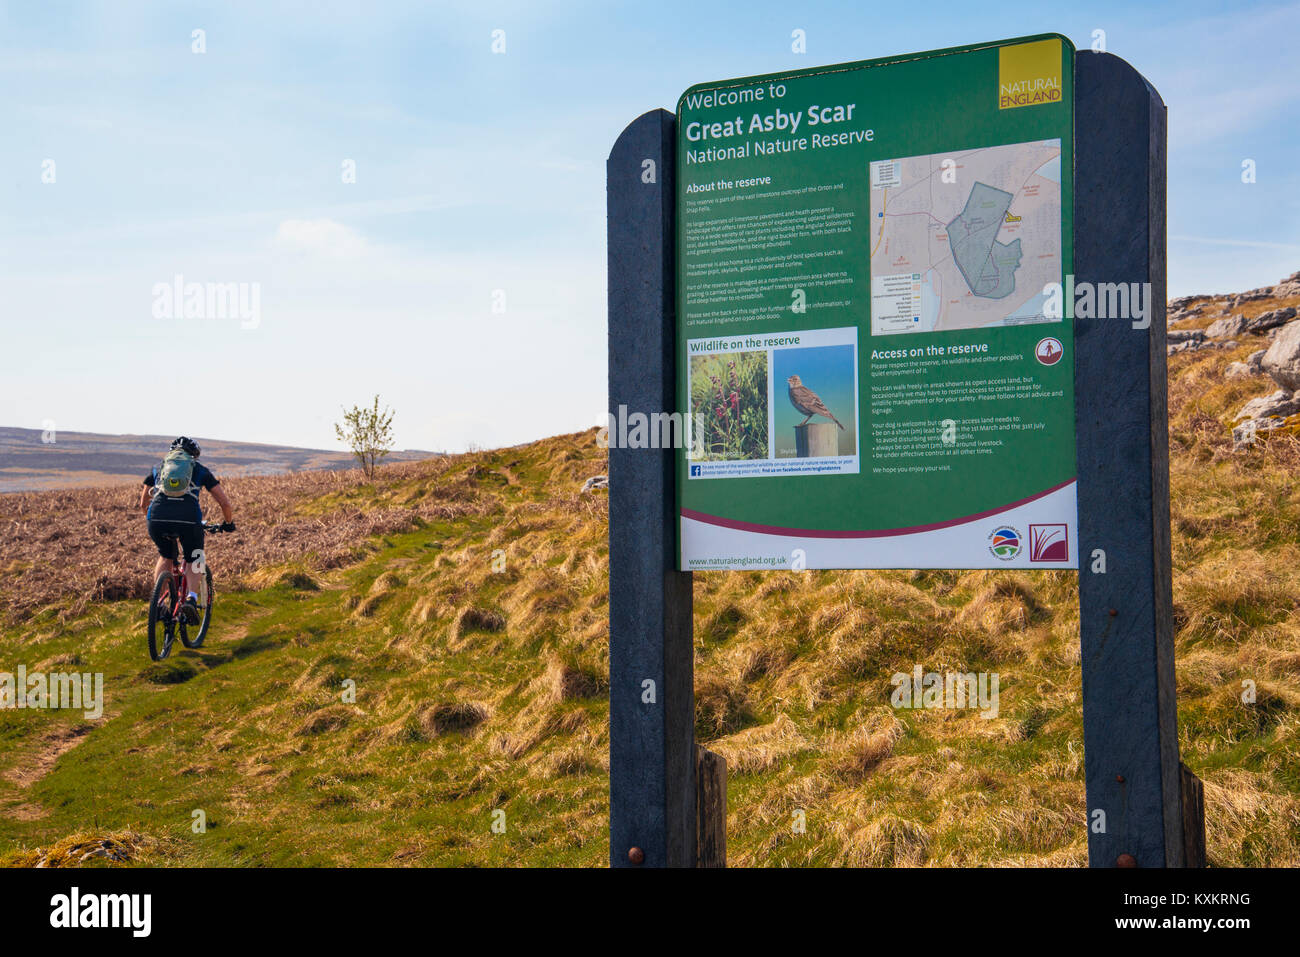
[171,436,201,457]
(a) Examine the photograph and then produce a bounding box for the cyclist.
[138,437,235,624]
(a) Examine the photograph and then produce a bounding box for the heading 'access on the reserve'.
[675,35,1076,571]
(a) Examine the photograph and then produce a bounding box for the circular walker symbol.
[1035,337,1064,366]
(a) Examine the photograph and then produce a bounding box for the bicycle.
[147,521,233,661]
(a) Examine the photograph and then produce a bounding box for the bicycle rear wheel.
[147,573,177,661]
[182,565,214,648]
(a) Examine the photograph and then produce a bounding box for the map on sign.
[868,138,1062,335]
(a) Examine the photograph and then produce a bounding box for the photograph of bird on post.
[774,345,857,459]
[787,375,845,456]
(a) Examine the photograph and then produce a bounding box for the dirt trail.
[2,723,98,820]
[1,604,275,825]
[4,723,94,790]
[7,802,48,822]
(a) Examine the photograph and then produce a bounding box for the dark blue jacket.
[143,462,219,525]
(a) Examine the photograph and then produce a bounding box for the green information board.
[676,35,1077,571]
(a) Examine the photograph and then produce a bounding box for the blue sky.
[2,1,1297,452]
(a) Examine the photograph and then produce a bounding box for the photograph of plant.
[690,351,769,461]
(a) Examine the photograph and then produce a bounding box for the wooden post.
[1181,763,1207,868]
[1074,51,1189,867]
[695,746,727,867]
[607,109,697,868]
[794,422,839,458]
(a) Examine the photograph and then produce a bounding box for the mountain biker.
[138,437,235,624]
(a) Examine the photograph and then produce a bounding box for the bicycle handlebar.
[203,522,237,533]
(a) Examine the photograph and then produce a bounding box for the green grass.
[0,441,611,867]
[3,295,1300,866]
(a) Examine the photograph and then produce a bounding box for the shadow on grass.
[229,632,290,660]
[139,659,198,685]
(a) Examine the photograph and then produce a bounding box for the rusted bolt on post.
[1116,853,1137,867]
[628,846,644,865]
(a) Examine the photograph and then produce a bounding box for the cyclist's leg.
[178,524,206,599]
[147,522,180,582]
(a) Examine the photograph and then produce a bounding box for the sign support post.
[607,109,697,868]
[1073,52,1192,867]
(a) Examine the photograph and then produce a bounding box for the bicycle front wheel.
[147,573,176,661]
[182,565,214,648]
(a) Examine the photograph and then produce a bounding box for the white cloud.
[274,218,368,258]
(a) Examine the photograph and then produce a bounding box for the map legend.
[872,272,935,334]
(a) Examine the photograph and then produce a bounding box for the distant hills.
[0,427,437,493]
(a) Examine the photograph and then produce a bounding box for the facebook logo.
[690,465,701,477]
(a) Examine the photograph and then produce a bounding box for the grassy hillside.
[2,293,1299,866]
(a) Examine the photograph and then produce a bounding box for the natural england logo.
[891,666,1000,718]
[0,666,103,720]
[998,38,1063,110]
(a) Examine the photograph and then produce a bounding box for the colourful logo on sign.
[1036,337,1064,365]
[1029,523,1069,562]
[998,39,1063,110]
[987,525,1022,560]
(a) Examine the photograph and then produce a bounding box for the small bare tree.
[335,395,395,480]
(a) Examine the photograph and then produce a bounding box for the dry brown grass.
[828,711,906,782]
[448,606,507,646]
[417,701,491,736]
[0,829,172,868]
[0,456,491,623]
[709,714,810,776]
[543,658,606,704]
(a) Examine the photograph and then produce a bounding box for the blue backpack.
[156,449,196,498]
